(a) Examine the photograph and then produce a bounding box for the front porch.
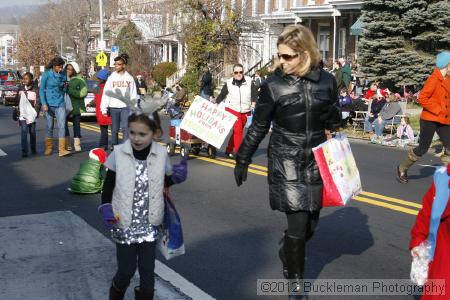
[260,2,362,67]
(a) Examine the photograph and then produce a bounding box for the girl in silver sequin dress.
[99,112,187,300]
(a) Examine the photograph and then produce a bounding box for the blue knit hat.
[436,51,450,69]
[95,69,110,81]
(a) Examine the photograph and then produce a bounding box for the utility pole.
[99,0,104,43]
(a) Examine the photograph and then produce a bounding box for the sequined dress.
[111,159,159,244]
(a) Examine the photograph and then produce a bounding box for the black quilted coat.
[236,68,341,213]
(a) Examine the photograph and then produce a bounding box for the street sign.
[98,40,106,51]
[96,51,107,67]
[110,46,119,67]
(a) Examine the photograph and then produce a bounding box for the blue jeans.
[19,120,36,154]
[65,114,81,138]
[374,119,387,136]
[110,107,129,145]
[45,106,66,138]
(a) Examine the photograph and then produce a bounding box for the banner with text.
[180,96,237,149]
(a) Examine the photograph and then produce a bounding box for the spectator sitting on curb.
[397,116,415,141]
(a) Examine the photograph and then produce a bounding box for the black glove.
[234,163,249,187]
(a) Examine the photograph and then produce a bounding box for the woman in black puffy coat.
[234,25,341,299]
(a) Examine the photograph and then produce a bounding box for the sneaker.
[225,152,234,158]
[396,165,408,184]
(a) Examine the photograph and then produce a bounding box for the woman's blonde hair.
[274,25,322,77]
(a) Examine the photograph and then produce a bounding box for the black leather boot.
[279,231,288,279]
[134,286,154,300]
[280,224,316,281]
[284,235,306,300]
[109,281,127,300]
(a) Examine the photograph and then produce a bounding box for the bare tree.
[19,1,111,74]
[14,23,59,69]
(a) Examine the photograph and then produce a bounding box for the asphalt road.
[0,105,443,300]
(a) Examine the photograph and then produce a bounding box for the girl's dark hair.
[23,72,34,80]
[114,53,129,64]
[128,112,163,137]
[46,57,65,70]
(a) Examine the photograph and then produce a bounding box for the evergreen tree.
[359,0,450,89]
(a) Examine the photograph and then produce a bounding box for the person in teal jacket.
[64,62,88,152]
[40,56,70,157]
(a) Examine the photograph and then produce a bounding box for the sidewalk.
[0,211,195,300]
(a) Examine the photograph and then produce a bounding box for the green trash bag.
[69,159,105,194]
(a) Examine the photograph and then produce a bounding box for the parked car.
[0,70,20,105]
[81,79,100,117]
[1,81,19,106]
[0,70,18,82]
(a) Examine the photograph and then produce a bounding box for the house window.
[307,0,315,5]
[317,24,330,60]
[274,0,288,11]
[292,0,302,7]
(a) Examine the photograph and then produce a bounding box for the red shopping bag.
[313,134,362,206]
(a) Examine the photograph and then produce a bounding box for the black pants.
[413,119,450,157]
[286,210,320,240]
[99,125,109,148]
[64,114,81,138]
[113,241,156,293]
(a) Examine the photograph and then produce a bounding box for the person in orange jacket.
[397,51,450,183]
[410,164,449,299]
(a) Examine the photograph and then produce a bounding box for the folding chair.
[352,100,372,133]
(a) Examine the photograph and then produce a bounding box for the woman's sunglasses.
[233,71,244,75]
[277,53,299,61]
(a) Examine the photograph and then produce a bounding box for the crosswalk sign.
[96,51,107,67]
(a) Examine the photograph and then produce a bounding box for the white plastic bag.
[410,240,431,286]
[19,92,37,124]
[64,93,73,113]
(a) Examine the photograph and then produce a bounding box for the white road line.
[417,164,440,168]
[0,148,7,156]
[155,260,216,300]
